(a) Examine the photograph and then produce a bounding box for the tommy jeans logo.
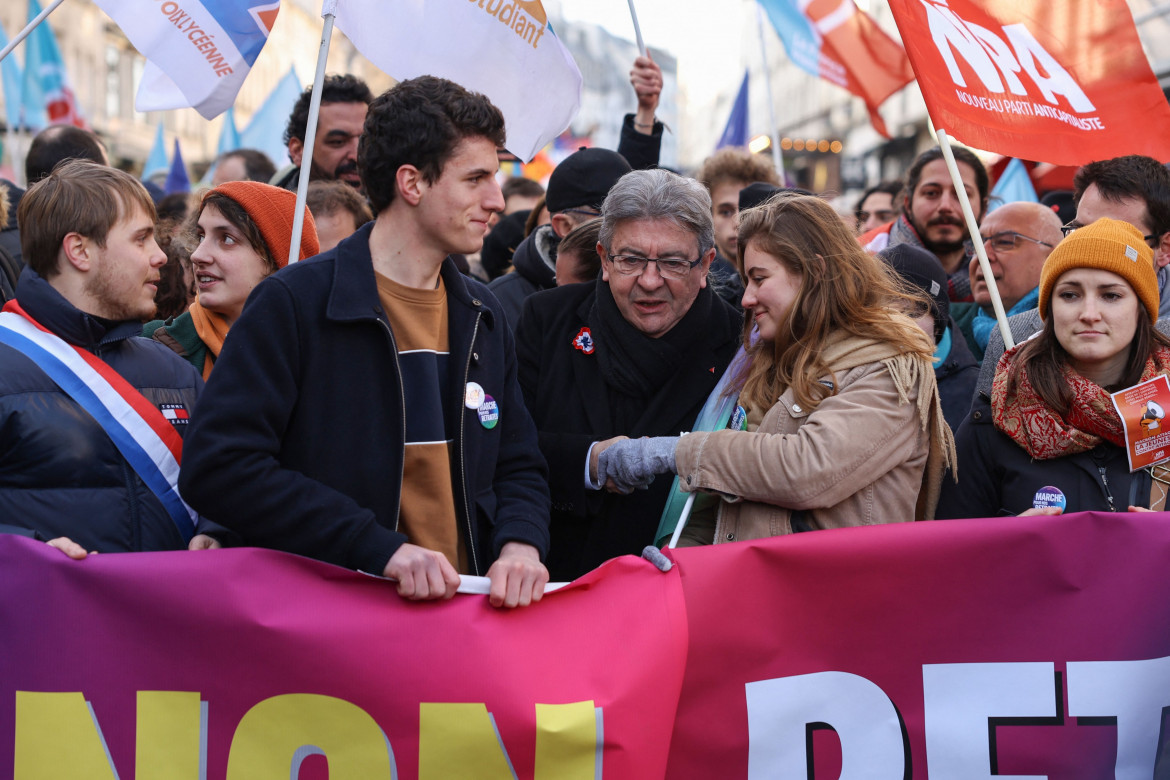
[160,403,190,426]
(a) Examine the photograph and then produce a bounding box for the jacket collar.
[14,266,145,349]
[325,221,496,329]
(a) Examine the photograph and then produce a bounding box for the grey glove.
[597,436,679,494]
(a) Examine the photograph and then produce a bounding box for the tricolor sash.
[0,301,196,542]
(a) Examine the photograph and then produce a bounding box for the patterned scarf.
[992,344,1170,459]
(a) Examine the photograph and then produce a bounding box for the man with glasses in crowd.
[514,168,742,580]
[977,155,1170,399]
[957,201,1062,361]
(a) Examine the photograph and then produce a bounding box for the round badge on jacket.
[478,395,499,429]
[1032,486,1067,511]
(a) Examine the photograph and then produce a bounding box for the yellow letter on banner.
[419,703,515,779]
[420,701,600,780]
[14,691,117,779]
[225,694,395,779]
[534,701,599,780]
[136,691,203,780]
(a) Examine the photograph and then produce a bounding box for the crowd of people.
[2,56,1167,607]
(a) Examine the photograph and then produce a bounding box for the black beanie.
[879,243,949,342]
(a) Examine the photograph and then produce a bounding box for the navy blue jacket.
[179,223,551,576]
[937,392,1151,518]
[936,321,979,433]
[0,268,204,550]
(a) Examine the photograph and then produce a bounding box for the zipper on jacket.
[1097,466,1117,512]
[459,313,484,576]
[376,318,408,533]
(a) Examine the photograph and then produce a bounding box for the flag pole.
[288,1,337,266]
[934,127,1014,350]
[0,0,65,64]
[667,492,696,549]
[626,0,647,57]
[754,3,784,180]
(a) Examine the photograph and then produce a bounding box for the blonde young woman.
[596,192,955,544]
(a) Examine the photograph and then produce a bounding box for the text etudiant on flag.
[758,0,914,137]
[886,0,1170,165]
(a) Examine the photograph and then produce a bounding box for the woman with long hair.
[596,192,955,544]
[144,182,318,378]
[937,218,1168,517]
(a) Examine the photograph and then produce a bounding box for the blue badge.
[1032,485,1066,511]
[730,405,747,431]
[478,395,499,429]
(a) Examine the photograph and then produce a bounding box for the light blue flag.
[988,158,1039,213]
[165,138,189,194]
[20,0,54,131]
[216,106,241,157]
[143,124,169,180]
[0,19,24,131]
[240,66,301,170]
[717,71,750,150]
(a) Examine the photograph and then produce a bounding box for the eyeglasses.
[856,209,895,225]
[607,253,702,279]
[980,230,1054,252]
[1062,220,1161,250]
[562,208,601,219]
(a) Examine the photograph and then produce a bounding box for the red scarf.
[992,344,1170,459]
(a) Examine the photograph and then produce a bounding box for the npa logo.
[918,0,1103,128]
[159,403,189,427]
[470,0,548,49]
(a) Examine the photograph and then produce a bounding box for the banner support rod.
[626,0,647,57]
[934,127,1015,350]
[0,0,65,64]
[289,5,336,266]
[755,3,784,179]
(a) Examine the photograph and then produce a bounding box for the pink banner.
[2,512,1169,778]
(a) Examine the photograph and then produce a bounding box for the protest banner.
[2,512,1168,778]
[887,0,1170,165]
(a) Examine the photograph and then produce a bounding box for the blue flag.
[240,66,301,170]
[143,124,169,181]
[216,106,242,157]
[988,158,1039,213]
[717,72,749,150]
[165,139,190,195]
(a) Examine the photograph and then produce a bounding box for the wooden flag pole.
[935,128,1015,350]
[288,0,337,266]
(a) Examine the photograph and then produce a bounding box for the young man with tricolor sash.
[0,160,222,555]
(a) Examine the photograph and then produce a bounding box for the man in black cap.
[880,243,978,431]
[514,168,742,580]
[489,147,632,329]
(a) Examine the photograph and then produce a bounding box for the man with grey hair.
[515,168,742,580]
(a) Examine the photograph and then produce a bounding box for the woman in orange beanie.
[144,181,319,378]
[938,217,1170,518]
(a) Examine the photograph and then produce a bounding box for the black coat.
[179,223,551,576]
[936,320,979,433]
[515,282,741,579]
[0,267,205,550]
[937,392,1151,518]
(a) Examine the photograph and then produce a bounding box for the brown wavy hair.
[733,192,934,414]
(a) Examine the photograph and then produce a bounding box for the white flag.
[331,0,582,162]
[94,0,280,120]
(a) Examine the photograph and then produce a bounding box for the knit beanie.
[1038,217,1158,323]
[205,181,320,268]
[879,243,950,342]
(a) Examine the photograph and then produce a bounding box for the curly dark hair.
[283,74,373,145]
[359,76,506,215]
[902,146,989,217]
[1073,155,1170,238]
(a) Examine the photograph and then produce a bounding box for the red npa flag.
[886,0,1170,165]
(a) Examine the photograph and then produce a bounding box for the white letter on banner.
[1067,656,1170,780]
[966,23,1027,96]
[1003,24,1096,112]
[919,0,1006,92]
[923,662,1054,780]
[745,672,906,778]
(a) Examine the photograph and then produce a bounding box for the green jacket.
[143,310,208,375]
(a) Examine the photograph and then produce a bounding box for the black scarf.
[588,278,713,415]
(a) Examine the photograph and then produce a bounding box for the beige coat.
[674,353,945,545]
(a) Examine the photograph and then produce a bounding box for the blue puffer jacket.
[0,268,204,551]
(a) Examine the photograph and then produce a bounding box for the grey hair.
[599,169,715,257]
